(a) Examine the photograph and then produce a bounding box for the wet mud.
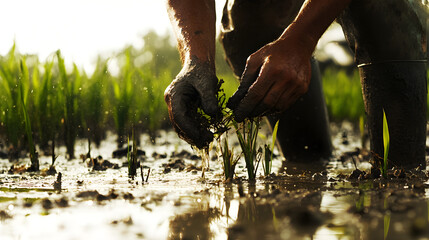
[1,123,429,239]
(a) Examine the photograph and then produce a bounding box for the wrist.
[181,56,216,78]
[275,27,316,57]
[183,51,215,69]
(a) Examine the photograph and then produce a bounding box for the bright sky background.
[0,0,226,72]
[0,0,426,73]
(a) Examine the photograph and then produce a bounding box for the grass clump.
[217,134,239,181]
[322,68,364,121]
[111,48,135,147]
[57,50,82,159]
[233,119,261,181]
[0,44,26,157]
[263,120,279,176]
[0,36,176,159]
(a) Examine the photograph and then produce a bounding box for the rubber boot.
[359,62,427,169]
[267,59,332,162]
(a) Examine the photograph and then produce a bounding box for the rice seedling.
[217,134,239,181]
[57,51,82,159]
[0,44,26,157]
[382,109,390,178]
[127,129,139,178]
[18,59,38,171]
[233,118,262,181]
[137,67,170,142]
[111,48,135,147]
[81,58,109,147]
[33,59,56,151]
[263,120,279,176]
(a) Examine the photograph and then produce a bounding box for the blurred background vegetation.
[0,31,425,158]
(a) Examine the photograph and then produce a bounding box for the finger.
[233,66,275,122]
[250,85,286,117]
[248,102,270,118]
[227,60,261,110]
[167,83,213,148]
[275,86,302,112]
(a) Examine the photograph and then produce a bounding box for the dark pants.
[220,0,427,168]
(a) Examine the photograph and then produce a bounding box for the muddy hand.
[227,40,312,123]
[164,61,220,149]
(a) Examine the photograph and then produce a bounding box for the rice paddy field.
[0,32,429,240]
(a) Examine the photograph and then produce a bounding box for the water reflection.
[168,169,429,239]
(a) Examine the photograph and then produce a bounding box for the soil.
[1,122,429,240]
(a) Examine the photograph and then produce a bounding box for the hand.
[164,61,220,149]
[227,37,312,122]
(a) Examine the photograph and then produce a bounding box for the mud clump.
[112,147,145,158]
[152,152,167,159]
[41,165,57,176]
[348,169,365,180]
[41,198,53,210]
[76,190,100,199]
[0,210,12,221]
[162,158,186,173]
[171,150,199,160]
[87,156,119,171]
[55,197,69,208]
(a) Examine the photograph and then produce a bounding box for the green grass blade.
[270,120,279,163]
[19,59,38,170]
[382,109,389,178]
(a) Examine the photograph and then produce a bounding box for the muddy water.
[1,123,429,240]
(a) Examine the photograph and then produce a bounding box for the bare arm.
[279,0,352,54]
[164,0,219,148]
[167,0,216,67]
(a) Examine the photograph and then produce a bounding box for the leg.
[267,59,332,162]
[359,62,427,169]
[338,0,427,168]
[220,0,332,162]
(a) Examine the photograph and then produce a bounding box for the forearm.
[167,0,216,67]
[278,0,351,54]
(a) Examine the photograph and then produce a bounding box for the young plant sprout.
[382,109,390,178]
[211,80,279,181]
[112,48,135,147]
[127,129,139,178]
[263,120,279,176]
[57,51,82,159]
[19,59,39,171]
[217,134,239,181]
[233,118,262,181]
